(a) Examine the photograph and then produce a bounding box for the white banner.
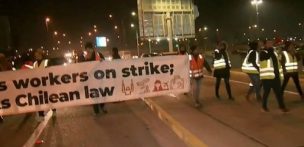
[0,55,190,116]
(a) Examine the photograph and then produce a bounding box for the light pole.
[251,0,263,27]
[45,17,50,32]
[45,17,50,50]
[131,23,140,56]
[131,12,141,56]
[148,39,152,54]
[299,22,304,40]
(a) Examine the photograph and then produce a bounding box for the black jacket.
[213,49,230,78]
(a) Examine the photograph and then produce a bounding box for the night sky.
[0,0,304,50]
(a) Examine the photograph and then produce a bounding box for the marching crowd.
[188,40,303,113]
[0,39,303,123]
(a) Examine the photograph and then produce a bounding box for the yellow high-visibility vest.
[260,51,283,80]
[213,49,231,70]
[33,59,48,69]
[282,51,298,73]
[242,50,259,74]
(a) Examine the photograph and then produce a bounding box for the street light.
[45,17,50,31]
[45,17,50,23]
[130,23,135,28]
[114,25,118,30]
[204,26,208,31]
[54,31,58,36]
[131,11,136,16]
[251,0,263,27]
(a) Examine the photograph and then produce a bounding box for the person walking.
[242,41,262,101]
[260,40,289,112]
[111,47,121,60]
[179,44,188,55]
[281,41,304,100]
[20,52,34,70]
[33,48,49,121]
[82,42,107,115]
[213,41,234,100]
[189,45,212,108]
[0,53,12,123]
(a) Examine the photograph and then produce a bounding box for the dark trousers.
[93,104,105,114]
[191,78,202,104]
[262,78,286,109]
[247,74,262,100]
[215,77,232,98]
[281,72,303,96]
[38,111,44,117]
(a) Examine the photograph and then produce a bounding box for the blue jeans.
[192,78,202,104]
[247,74,262,100]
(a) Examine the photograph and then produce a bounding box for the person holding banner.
[20,52,34,70]
[0,53,12,123]
[33,48,50,121]
[189,45,212,108]
[111,47,121,60]
[83,42,108,115]
[179,44,188,55]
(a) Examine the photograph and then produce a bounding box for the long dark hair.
[284,41,293,51]
[249,41,258,51]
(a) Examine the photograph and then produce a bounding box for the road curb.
[142,98,208,147]
[23,110,53,147]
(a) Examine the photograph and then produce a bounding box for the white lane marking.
[23,110,53,147]
[205,75,299,95]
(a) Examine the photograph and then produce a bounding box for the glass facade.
[138,0,195,39]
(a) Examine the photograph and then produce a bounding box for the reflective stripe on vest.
[260,52,283,80]
[189,54,204,78]
[24,64,33,69]
[282,51,298,73]
[95,51,101,61]
[213,49,231,70]
[242,50,259,74]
